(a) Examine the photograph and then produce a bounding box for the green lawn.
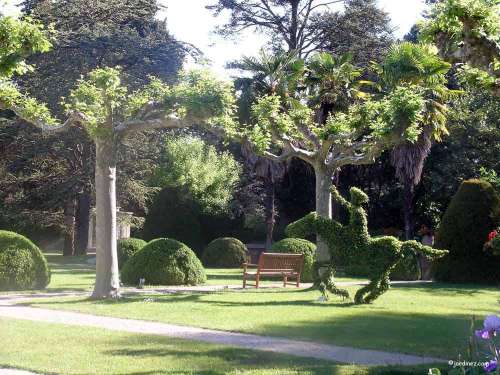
[0,318,439,375]
[8,252,499,362]
[24,282,500,359]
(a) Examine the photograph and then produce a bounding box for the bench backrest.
[257,253,304,273]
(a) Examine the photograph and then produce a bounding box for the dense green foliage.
[433,179,500,283]
[0,230,50,290]
[151,136,241,214]
[63,67,236,140]
[0,15,52,78]
[117,238,147,270]
[286,187,447,303]
[420,0,500,93]
[121,238,206,286]
[270,238,316,282]
[202,237,248,268]
[310,0,394,66]
[142,187,247,254]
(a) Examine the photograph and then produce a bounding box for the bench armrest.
[242,263,258,272]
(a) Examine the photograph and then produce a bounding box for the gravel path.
[0,292,444,366]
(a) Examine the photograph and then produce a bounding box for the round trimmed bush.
[270,238,316,282]
[433,179,500,284]
[0,230,50,290]
[202,237,248,267]
[121,238,206,286]
[117,238,147,269]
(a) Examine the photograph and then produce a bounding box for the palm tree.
[237,50,303,247]
[379,42,454,239]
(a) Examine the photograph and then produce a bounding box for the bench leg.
[256,274,260,288]
[296,275,300,288]
[283,275,287,287]
[243,275,246,289]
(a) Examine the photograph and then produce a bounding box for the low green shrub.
[121,238,206,286]
[202,237,247,267]
[117,238,147,269]
[0,230,50,290]
[270,238,316,282]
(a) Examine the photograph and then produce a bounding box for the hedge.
[0,230,50,290]
[121,238,206,286]
[270,238,316,282]
[202,237,247,267]
[117,238,147,269]
[433,179,500,284]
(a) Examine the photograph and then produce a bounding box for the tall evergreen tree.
[309,0,394,65]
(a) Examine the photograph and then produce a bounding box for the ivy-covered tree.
[420,0,500,95]
[240,51,442,260]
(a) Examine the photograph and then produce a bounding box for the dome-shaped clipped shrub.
[270,238,316,282]
[202,237,248,267]
[434,179,500,283]
[117,238,147,269]
[0,230,50,290]
[121,238,206,286]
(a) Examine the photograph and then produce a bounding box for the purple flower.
[476,329,492,339]
[484,360,497,373]
[484,315,500,332]
[476,315,500,340]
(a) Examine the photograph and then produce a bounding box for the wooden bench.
[242,253,304,288]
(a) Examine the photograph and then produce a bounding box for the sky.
[158,0,428,77]
[3,0,428,78]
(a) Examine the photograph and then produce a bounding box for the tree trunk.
[264,179,276,249]
[314,167,333,262]
[63,198,76,256]
[75,192,91,255]
[91,140,120,299]
[289,0,299,51]
[403,182,415,240]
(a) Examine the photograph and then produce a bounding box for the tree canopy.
[420,0,500,94]
[151,135,241,214]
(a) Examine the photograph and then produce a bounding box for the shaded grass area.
[0,318,442,374]
[25,283,500,359]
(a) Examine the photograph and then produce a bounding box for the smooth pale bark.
[314,166,333,262]
[92,140,120,299]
